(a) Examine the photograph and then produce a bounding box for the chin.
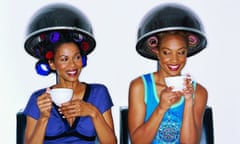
[64,75,78,82]
[168,72,181,76]
[69,77,79,82]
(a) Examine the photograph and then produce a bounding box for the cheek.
[76,60,83,66]
[180,57,187,63]
[54,62,67,70]
[159,56,169,68]
[159,55,170,63]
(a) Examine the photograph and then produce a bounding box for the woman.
[128,3,208,144]
[23,3,116,144]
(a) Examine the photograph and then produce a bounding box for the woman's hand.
[159,87,182,110]
[59,100,98,119]
[37,88,52,118]
[181,75,194,101]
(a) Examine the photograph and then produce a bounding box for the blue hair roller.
[82,55,87,67]
[35,61,51,76]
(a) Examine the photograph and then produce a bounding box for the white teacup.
[164,75,186,92]
[49,88,73,106]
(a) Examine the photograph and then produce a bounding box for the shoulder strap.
[192,80,197,99]
[141,73,153,103]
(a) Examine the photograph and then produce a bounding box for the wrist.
[39,116,49,124]
[185,98,194,106]
[157,105,168,114]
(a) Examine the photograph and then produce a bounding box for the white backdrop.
[1,0,240,143]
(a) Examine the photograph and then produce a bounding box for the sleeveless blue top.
[142,73,196,144]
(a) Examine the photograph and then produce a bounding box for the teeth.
[67,70,77,75]
[169,65,178,69]
[167,64,180,71]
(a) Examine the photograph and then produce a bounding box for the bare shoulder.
[195,83,208,107]
[196,83,208,99]
[128,76,145,106]
[129,76,144,92]
[128,76,146,133]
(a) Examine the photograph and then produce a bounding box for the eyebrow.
[178,47,187,50]
[58,51,81,57]
[161,47,187,50]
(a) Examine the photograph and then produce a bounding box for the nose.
[69,58,76,67]
[170,53,178,62]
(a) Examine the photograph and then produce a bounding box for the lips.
[167,64,180,71]
[66,69,78,76]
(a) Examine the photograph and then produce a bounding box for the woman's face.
[156,34,187,76]
[49,42,84,82]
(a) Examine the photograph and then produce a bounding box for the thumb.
[166,86,174,92]
[46,87,51,94]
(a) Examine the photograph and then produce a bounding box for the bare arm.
[92,109,117,144]
[180,83,208,143]
[25,89,52,144]
[128,77,179,144]
[25,116,49,144]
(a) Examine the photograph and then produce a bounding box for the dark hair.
[50,40,86,60]
[36,30,87,61]
[157,31,190,49]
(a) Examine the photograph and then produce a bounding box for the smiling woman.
[128,3,208,144]
[22,3,117,144]
[48,42,86,81]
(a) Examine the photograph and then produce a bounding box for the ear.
[48,60,56,70]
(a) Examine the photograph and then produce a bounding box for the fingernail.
[46,88,51,93]
[58,109,62,113]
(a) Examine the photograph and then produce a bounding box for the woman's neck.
[55,81,86,100]
[55,80,80,89]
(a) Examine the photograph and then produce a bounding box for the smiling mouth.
[67,69,78,76]
[167,64,180,71]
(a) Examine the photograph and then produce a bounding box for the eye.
[60,56,68,62]
[74,54,82,60]
[178,49,187,56]
[73,54,82,62]
[162,50,170,55]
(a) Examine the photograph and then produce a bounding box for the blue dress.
[24,83,113,144]
[142,73,196,144]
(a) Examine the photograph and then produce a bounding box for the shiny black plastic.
[24,3,96,59]
[136,3,207,60]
